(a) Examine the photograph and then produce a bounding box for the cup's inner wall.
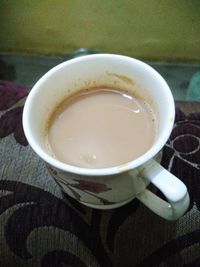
[25,55,174,171]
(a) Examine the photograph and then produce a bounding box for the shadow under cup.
[23,54,175,208]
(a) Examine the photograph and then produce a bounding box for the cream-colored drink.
[46,88,157,168]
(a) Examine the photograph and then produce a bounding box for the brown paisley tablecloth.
[0,81,200,267]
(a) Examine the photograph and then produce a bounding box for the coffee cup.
[23,54,189,220]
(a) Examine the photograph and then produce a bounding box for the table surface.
[1,50,200,101]
[0,52,200,267]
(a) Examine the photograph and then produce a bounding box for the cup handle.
[136,159,190,220]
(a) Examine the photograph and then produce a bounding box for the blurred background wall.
[0,0,200,62]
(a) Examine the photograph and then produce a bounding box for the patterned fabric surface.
[0,81,200,267]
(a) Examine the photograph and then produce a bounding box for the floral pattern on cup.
[47,166,114,205]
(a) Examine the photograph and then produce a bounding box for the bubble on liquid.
[80,153,97,164]
[132,109,140,113]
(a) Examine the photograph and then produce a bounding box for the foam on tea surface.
[46,88,157,168]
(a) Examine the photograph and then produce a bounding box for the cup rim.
[23,53,175,177]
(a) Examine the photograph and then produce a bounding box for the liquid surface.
[46,88,157,168]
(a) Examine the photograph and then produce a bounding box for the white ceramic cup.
[23,54,189,220]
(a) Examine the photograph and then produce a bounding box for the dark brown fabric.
[0,81,200,267]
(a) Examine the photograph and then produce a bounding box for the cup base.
[80,196,136,210]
